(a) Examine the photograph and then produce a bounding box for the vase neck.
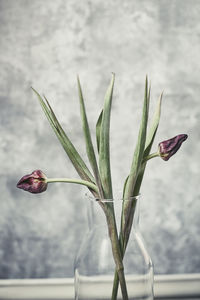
[86,195,140,231]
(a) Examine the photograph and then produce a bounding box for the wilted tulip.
[158,134,188,161]
[17,170,48,194]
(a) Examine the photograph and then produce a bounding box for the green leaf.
[121,77,149,245]
[144,91,163,157]
[133,92,163,197]
[131,164,145,197]
[77,76,103,197]
[99,73,115,199]
[124,76,150,199]
[96,110,103,153]
[31,88,95,184]
[122,175,129,198]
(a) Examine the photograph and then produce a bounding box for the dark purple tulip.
[17,170,48,194]
[158,134,188,161]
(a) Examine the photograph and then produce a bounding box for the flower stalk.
[103,203,129,300]
[47,178,99,194]
[142,152,159,163]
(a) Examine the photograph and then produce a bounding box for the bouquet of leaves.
[17,74,187,300]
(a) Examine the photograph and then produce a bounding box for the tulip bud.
[158,134,188,161]
[17,170,48,194]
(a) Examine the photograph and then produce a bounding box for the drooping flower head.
[158,134,188,161]
[17,170,48,194]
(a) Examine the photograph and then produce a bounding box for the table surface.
[0,273,200,300]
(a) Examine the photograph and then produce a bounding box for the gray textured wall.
[0,0,199,279]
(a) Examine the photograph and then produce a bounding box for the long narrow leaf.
[77,76,103,197]
[114,84,163,296]
[133,92,163,196]
[44,94,95,183]
[124,76,149,199]
[31,88,95,183]
[96,110,103,153]
[121,77,149,245]
[144,91,163,156]
[99,74,115,199]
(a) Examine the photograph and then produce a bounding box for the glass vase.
[74,195,154,300]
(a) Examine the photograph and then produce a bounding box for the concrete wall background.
[0,0,199,278]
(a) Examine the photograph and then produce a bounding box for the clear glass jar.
[74,195,154,300]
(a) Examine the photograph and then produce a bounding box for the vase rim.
[85,193,141,202]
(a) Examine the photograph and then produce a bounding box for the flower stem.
[142,152,159,163]
[103,203,129,300]
[112,198,137,299]
[46,178,99,194]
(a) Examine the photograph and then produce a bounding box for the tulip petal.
[159,134,188,161]
[16,170,47,194]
